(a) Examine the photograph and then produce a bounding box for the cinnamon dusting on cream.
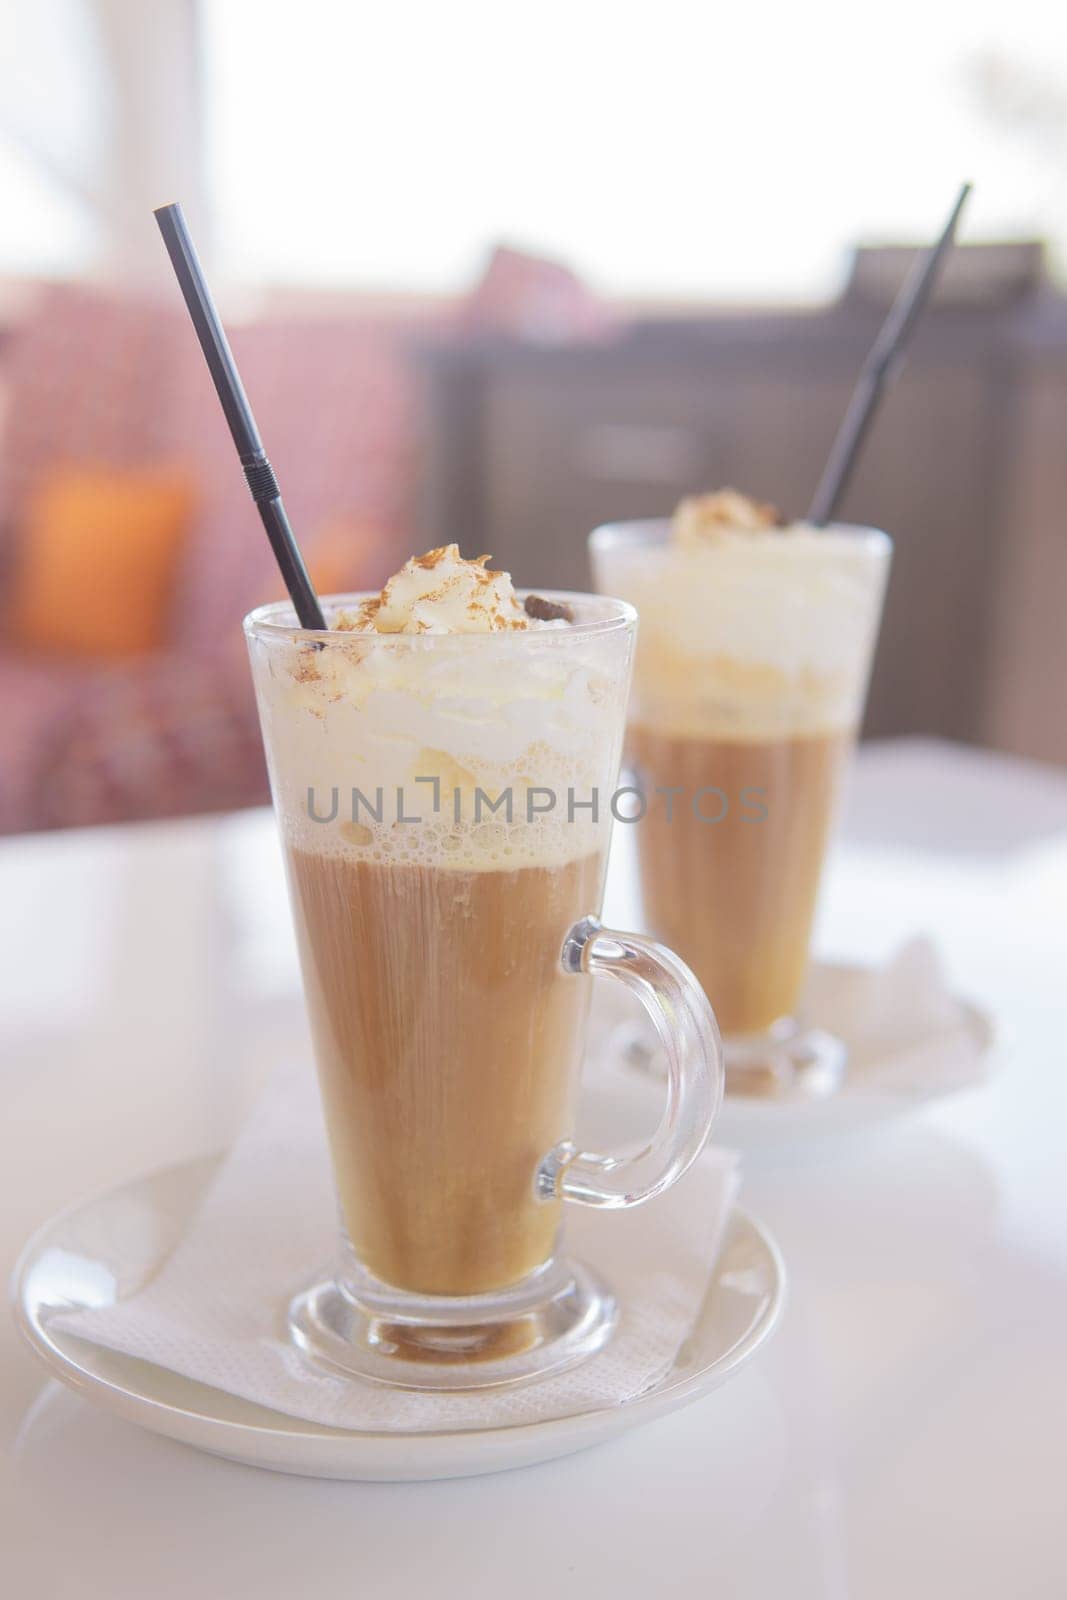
[673,489,784,547]
[334,545,567,636]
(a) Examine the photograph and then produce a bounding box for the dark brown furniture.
[415,246,1067,764]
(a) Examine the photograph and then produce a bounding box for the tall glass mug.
[590,521,891,1094]
[245,592,723,1390]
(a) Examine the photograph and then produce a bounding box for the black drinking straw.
[806,182,972,527]
[153,202,327,630]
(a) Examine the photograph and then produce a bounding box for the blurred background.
[1,0,1065,835]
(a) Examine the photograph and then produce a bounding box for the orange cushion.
[11,464,195,658]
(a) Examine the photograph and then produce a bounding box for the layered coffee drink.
[247,547,630,1298]
[247,546,724,1389]
[591,493,890,1048]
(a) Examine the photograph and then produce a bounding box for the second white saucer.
[584,957,995,1152]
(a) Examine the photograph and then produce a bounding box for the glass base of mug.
[288,1254,617,1391]
[617,1015,846,1100]
[724,1018,846,1099]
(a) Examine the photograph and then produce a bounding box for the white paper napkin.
[52,1064,741,1432]
[801,938,990,1095]
[586,939,989,1100]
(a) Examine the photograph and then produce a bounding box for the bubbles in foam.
[257,623,631,872]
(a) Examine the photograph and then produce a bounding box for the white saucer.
[723,959,995,1148]
[13,1156,784,1482]
[585,959,996,1154]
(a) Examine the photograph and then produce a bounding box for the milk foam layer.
[247,598,633,871]
[591,522,890,740]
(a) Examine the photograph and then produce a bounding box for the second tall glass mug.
[246,592,723,1390]
[591,520,891,1093]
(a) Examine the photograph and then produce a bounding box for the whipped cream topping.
[673,489,782,546]
[591,496,890,741]
[335,545,532,635]
[246,573,631,872]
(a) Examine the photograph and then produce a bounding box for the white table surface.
[2,738,1066,1599]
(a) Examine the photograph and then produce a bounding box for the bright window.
[203,0,1067,300]
[3,1,1065,295]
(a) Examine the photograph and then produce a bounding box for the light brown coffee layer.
[629,727,850,1036]
[286,847,604,1296]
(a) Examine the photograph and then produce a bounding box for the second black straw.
[807,182,972,527]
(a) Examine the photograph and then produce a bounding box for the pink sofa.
[0,284,423,834]
[0,250,613,834]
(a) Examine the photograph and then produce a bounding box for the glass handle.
[537,917,724,1209]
